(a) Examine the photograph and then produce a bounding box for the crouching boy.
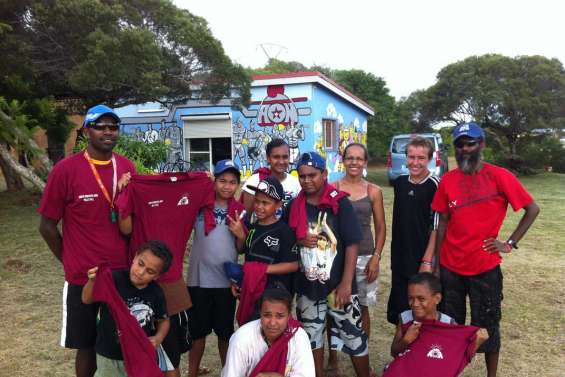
[82,240,173,376]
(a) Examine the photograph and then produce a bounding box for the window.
[323,119,336,150]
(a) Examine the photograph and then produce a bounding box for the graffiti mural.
[312,103,368,175]
[122,121,184,166]
[234,85,311,177]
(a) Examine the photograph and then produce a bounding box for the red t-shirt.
[383,321,479,377]
[38,151,136,285]
[432,163,533,275]
[115,173,214,283]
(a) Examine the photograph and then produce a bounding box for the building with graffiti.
[115,72,374,182]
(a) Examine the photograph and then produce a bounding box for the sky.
[174,0,564,99]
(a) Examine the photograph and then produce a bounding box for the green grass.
[0,171,563,376]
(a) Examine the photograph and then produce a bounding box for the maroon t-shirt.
[384,321,479,377]
[115,173,214,283]
[38,151,136,285]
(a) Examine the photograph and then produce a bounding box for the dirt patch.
[4,259,32,274]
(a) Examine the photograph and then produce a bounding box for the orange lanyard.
[84,150,117,209]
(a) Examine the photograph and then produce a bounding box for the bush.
[74,135,169,174]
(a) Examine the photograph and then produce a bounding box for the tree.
[330,69,401,159]
[0,98,51,192]
[0,0,250,107]
[0,0,251,190]
[419,54,565,169]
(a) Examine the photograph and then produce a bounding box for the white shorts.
[355,255,379,307]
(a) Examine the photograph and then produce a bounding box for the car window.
[392,137,436,154]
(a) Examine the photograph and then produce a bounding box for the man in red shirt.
[38,104,136,377]
[432,122,539,377]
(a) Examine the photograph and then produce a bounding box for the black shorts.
[60,282,100,349]
[161,310,191,368]
[188,287,236,341]
[440,265,503,353]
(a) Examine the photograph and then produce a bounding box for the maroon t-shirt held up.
[115,173,214,283]
[38,151,136,285]
[384,321,479,377]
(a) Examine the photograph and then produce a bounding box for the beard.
[456,148,481,174]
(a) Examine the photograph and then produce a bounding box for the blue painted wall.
[114,80,369,181]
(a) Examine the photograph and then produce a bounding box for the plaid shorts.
[440,265,503,353]
[296,294,368,357]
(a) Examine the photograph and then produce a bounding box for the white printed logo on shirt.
[426,345,444,359]
[78,193,99,202]
[264,236,280,247]
[148,200,163,208]
[177,195,190,206]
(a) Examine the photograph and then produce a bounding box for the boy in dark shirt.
[289,152,372,377]
[82,240,172,376]
[229,176,299,323]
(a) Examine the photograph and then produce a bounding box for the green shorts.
[95,354,127,377]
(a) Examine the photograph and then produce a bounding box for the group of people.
[38,104,539,377]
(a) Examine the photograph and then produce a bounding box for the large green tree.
[0,0,250,107]
[0,0,251,190]
[419,54,565,165]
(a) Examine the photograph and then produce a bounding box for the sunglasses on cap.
[454,139,480,149]
[87,122,120,132]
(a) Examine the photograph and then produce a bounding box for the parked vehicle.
[387,133,449,184]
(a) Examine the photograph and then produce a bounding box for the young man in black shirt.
[289,152,372,377]
[387,136,439,324]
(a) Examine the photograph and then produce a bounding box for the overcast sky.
[175,0,564,99]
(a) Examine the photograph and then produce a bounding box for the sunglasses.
[454,139,479,149]
[88,123,120,132]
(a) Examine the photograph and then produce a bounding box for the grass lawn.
[0,170,563,376]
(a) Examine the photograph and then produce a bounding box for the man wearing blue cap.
[431,122,539,377]
[288,152,373,377]
[39,104,136,377]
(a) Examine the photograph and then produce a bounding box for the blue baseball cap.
[83,104,121,128]
[214,159,241,178]
[223,262,243,286]
[452,122,485,141]
[297,151,326,171]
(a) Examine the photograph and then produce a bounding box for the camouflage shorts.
[296,294,368,357]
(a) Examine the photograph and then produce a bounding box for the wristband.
[372,252,381,260]
[421,260,433,266]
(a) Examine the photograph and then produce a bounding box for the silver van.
[387,133,448,184]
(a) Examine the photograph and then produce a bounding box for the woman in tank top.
[326,142,386,374]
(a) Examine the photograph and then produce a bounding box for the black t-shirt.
[294,197,362,301]
[95,270,168,360]
[391,174,439,278]
[244,219,298,294]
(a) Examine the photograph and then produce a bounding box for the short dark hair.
[266,138,289,157]
[215,169,240,184]
[343,142,369,160]
[406,136,434,160]
[137,240,173,274]
[258,287,292,312]
[408,272,441,295]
